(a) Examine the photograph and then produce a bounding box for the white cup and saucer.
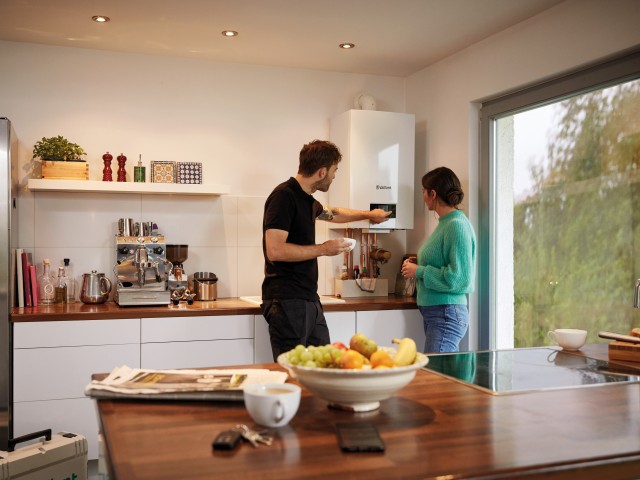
[342,238,356,252]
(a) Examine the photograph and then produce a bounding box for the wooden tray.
[609,341,640,362]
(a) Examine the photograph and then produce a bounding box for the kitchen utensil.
[80,270,112,304]
[118,218,133,236]
[192,271,218,301]
[243,383,300,428]
[548,328,587,351]
[598,331,640,344]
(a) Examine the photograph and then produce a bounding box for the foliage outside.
[32,135,86,161]
[514,79,640,347]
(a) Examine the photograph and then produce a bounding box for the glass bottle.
[54,266,67,304]
[38,259,55,305]
[63,258,75,303]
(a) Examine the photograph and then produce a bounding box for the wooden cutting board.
[608,341,640,362]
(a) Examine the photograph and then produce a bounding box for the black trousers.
[261,298,331,361]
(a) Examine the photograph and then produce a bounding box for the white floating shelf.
[27,179,230,196]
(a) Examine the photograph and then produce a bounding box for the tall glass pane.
[497,78,640,347]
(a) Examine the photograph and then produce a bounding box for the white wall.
[406,0,640,348]
[0,40,407,299]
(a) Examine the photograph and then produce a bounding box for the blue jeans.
[419,304,469,353]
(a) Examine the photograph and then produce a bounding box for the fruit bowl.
[277,347,429,412]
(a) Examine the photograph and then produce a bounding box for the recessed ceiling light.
[221,30,238,37]
[92,15,110,23]
[339,43,355,49]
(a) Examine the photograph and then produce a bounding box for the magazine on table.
[85,365,288,401]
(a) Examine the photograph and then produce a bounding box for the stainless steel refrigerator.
[0,117,19,450]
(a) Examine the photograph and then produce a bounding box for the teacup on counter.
[548,328,588,351]
[243,383,301,428]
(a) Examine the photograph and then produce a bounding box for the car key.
[212,429,242,450]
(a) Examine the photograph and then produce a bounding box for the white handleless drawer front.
[141,315,253,342]
[355,310,425,348]
[141,339,254,370]
[14,318,141,348]
[14,344,140,402]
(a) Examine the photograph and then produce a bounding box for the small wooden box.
[41,160,89,180]
[608,341,640,363]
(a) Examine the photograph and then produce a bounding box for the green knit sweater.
[415,210,476,306]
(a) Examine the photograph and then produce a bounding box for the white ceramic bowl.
[277,347,429,412]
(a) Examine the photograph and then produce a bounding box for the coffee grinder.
[166,244,194,304]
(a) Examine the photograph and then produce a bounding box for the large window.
[479,51,640,350]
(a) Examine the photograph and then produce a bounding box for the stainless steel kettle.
[80,270,113,304]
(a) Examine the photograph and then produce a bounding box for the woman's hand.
[401,257,418,278]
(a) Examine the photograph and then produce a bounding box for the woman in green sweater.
[401,167,476,352]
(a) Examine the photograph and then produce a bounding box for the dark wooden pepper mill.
[102,152,113,181]
[117,153,127,182]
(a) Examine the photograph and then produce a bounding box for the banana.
[391,337,417,366]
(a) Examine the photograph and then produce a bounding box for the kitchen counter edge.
[11,295,417,322]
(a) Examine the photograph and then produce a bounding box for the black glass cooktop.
[424,347,640,395]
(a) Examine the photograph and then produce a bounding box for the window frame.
[478,49,640,350]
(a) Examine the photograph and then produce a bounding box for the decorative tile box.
[41,160,89,180]
[150,161,176,183]
[176,162,203,184]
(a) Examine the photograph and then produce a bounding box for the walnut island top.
[11,295,417,322]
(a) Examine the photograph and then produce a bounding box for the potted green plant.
[32,135,87,161]
[33,135,89,180]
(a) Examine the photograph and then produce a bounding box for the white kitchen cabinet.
[254,311,356,363]
[140,315,254,369]
[13,318,141,460]
[356,309,425,351]
[27,178,229,196]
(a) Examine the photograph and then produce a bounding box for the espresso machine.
[166,244,194,305]
[114,218,172,306]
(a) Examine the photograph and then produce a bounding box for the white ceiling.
[0,0,565,77]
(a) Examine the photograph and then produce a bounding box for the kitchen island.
[95,344,640,479]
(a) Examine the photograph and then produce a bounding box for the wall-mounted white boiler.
[329,109,415,230]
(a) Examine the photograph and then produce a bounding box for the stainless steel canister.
[192,272,218,301]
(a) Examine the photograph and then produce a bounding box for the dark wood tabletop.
[95,343,640,480]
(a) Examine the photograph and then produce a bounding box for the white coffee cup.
[243,383,301,428]
[547,328,588,351]
[343,238,357,251]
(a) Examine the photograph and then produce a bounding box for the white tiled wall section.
[24,192,268,299]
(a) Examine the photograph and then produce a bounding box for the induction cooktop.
[424,347,640,395]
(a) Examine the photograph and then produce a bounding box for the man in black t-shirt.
[261,140,391,360]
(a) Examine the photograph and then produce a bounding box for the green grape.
[313,349,324,363]
[304,360,317,368]
[294,344,306,354]
[323,351,333,365]
[300,350,313,363]
[288,353,300,365]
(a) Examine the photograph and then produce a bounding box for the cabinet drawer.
[14,318,140,348]
[356,310,425,348]
[141,315,253,342]
[141,339,254,370]
[14,398,100,460]
[14,344,140,402]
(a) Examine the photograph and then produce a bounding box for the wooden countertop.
[11,295,416,322]
[95,343,640,479]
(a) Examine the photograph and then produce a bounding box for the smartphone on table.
[336,422,385,452]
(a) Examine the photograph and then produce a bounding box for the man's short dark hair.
[298,140,342,176]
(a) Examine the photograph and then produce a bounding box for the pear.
[349,333,378,359]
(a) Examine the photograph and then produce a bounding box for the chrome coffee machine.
[114,219,172,306]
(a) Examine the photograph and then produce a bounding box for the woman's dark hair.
[298,140,342,176]
[422,166,464,208]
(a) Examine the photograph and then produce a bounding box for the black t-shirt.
[261,177,323,301]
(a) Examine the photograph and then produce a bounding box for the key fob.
[212,430,242,450]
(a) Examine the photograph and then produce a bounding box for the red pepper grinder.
[117,153,127,182]
[102,152,113,181]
